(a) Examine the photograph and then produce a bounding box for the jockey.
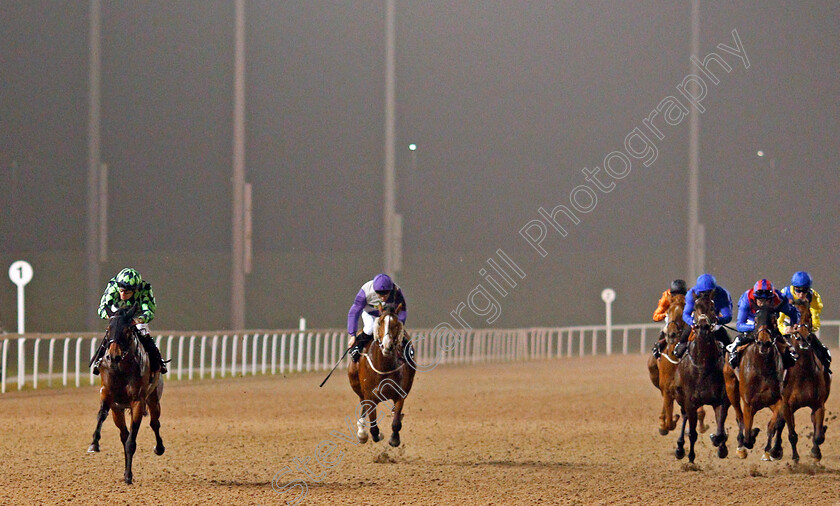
[347,273,407,362]
[92,268,168,375]
[727,279,799,369]
[650,279,688,359]
[673,274,733,358]
[777,271,831,373]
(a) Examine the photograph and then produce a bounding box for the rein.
[361,353,405,375]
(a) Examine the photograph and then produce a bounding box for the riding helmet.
[670,279,688,295]
[791,271,812,290]
[753,279,774,299]
[372,273,394,292]
[115,268,142,291]
[694,274,717,292]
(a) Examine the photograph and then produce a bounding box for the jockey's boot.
[138,328,167,374]
[91,337,107,375]
[672,326,693,358]
[776,337,799,369]
[349,332,372,363]
[651,332,665,359]
[811,336,832,374]
[726,334,750,369]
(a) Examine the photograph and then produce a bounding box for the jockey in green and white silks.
[92,268,168,374]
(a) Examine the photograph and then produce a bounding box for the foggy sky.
[2,1,839,331]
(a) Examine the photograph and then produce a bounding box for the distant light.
[408,143,417,151]
[756,150,764,157]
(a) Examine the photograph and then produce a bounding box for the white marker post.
[9,261,33,334]
[9,261,33,391]
[601,288,616,355]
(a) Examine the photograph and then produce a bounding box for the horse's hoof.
[371,432,383,443]
[358,434,369,444]
[810,447,821,461]
[675,448,685,460]
[659,428,669,436]
[389,434,400,447]
[124,474,133,485]
[761,451,773,461]
[770,447,782,460]
[718,445,728,459]
[154,445,165,456]
[87,444,99,453]
[737,447,748,459]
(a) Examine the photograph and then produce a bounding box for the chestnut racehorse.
[646,294,707,435]
[765,299,831,461]
[87,305,165,484]
[348,304,415,447]
[728,307,784,458]
[672,292,729,463]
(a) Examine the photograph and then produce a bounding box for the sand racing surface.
[2,354,840,505]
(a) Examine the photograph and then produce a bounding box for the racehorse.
[348,303,415,447]
[646,294,707,435]
[765,298,831,461]
[672,292,729,463]
[87,305,165,484]
[730,306,785,458]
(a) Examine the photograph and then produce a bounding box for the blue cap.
[791,271,812,289]
[695,273,717,292]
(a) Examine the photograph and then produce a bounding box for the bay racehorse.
[87,304,165,484]
[766,298,831,461]
[348,303,415,447]
[729,306,784,458]
[646,294,707,435]
[672,292,729,462]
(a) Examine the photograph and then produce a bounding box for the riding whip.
[319,346,352,388]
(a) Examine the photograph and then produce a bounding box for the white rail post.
[601,288,616,355]
[221,334,229,377]
[314,333,322,371]
[592,329,598,356]
[622,328,629,355]
[166,335,175,375]
[48,338,56,386]
[62,338,70,386]
[17,337,26,390]
[1,339,8,393]
[33,337,41,390]
[305,333,313,372]
[200,335,208,379]
[189,335,196,380]
[75,337,83,387]
[271,334,278,374]
[296,333,304,372]
[240,334,248,377]
[262,334,269,375]
[90,338,97,385]
[280,333,287,374]
[253,334,259,375]
[212,335,220,379]
[232,334,239,377]
[640,328,647,355]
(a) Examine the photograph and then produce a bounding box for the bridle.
[106,317,136,362]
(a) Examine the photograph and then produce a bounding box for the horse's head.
[375,303,404,358]
[104,304,139,366]
[753,306,775,354]
[791,299,812,350]
[692,292,717,332]
[665,294,686,343]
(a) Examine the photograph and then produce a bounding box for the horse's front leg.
[389,398,406,447]
[710,401,729,459]
[123,401,144,484]
[763,401,784,460]
[686,408,699,464]
[742,403,760,450]
[87,393,111,453]
[368,399,383,443]
[674,407,688,460]
[148,391,165,456]
[810,406,825,461]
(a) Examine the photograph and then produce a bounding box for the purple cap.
[373,273,393,292]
